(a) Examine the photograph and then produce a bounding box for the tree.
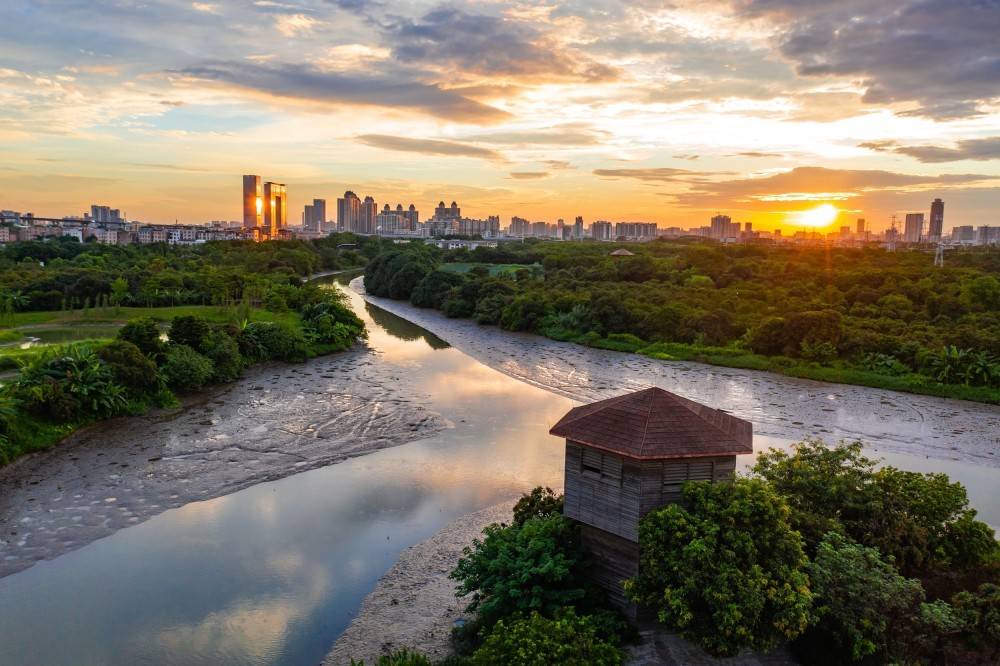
[753,439,877,552]
[800,532,924,664]
[159,344,214,392]
[511,487,564,527]
[117,317,164,359]
[168,315,211,351]
[625,478,813,657]
[97,340,159,395]
[450,514,587,629]
[471,609,623,666]
[109,276,129,311]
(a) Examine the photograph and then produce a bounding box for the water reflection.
[0,283,996,666]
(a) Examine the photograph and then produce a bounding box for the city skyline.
[0,1,998,230]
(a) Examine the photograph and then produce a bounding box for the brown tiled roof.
[549,387,753,459]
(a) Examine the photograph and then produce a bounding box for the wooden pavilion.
[549,386,753,614]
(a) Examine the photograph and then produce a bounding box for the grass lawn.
[440,262,542,277]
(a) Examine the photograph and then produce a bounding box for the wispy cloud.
[861,137,1000,163]
[356,134,505,161]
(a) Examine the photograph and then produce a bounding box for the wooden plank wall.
[565,441,738,544]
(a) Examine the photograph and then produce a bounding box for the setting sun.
[792,203,840,228]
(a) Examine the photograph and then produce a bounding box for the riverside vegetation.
[363,239,1000,403]
[0,235,375,465]
[354,441,1000,665]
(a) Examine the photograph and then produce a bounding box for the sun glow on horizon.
[791,203,840,228]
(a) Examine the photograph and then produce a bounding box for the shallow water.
[0,282,997,666]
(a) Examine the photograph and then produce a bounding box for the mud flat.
[0,347,448,579]
[356,278,1000,467]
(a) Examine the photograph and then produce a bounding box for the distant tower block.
[549,387,753,616]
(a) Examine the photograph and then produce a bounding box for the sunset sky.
[1,0,998,230]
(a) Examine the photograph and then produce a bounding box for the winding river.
[0,276,997,665]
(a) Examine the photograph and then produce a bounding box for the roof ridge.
[639,388,654,457]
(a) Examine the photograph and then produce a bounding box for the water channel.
[0,278,997,665]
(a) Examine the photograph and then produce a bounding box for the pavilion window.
[581,448,622,486]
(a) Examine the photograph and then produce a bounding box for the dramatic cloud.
[173,61,507,123]
[356,134,504,161]
[675,166,998,207]
[739,0,1000,118]
[384,7,619,83]
[862,137,1000,163]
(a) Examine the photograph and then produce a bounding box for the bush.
[239,321,309,362]
[798,532,924,664]
[201,329,245,383]
[350,649,432,666]
[626,478,814,657]
[15,344,128,422]
[471,609,623,666]
[118,317,163,358]
[160,344,214,392]
[97,340,159,395]
[512,487,564,527]
[450,514,587,629]
[168,315,212,351]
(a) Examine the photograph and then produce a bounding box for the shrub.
[450,514,586,629]
[626,478,814,657]
[97,340,159,395]
[160,344,214,392]
[239,321,309,362]
[201,330,245,383]
[15,344,128,421]
[168,315,211,351]
[952,583,1000,659]
[512,487,564,527]
[349,649,432,666]
[118,317,163,358]
[471,609,624,666]
[798,532,924,664]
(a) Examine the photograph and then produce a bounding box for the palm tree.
[928,346,969,385]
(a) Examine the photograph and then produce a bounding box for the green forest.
[0,235,377,465]
[364,239,1000,403]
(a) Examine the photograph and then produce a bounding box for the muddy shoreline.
[0,346,448,579]
[356,278,1000,468]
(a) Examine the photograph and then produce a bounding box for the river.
[0,277,997,665]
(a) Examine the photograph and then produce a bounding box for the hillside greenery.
[363,239,1000,403]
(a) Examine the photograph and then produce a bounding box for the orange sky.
[0,1,998,231]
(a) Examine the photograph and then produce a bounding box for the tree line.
[363,239,1000,402]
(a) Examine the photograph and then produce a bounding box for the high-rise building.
[90,205,123,225]
[904,213,924,243]
[262,182,287,237]
[302,199,325,232]
[337,191,361,232]
[952,225,975,242]
[592,221,613,241]
[573,216,584,239]
[856,218,865,234]
[406,204,419,229]
[509,216,530,236]
[615,222,658,240]
[242,175,263,229]
[928,198,944,242]
[360,196,377,234]
[710,214,731,240]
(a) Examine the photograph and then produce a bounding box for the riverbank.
[324,497,796,666]
[355,278,1000,468]
[324,500,516,665]
[0,346,449,578]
